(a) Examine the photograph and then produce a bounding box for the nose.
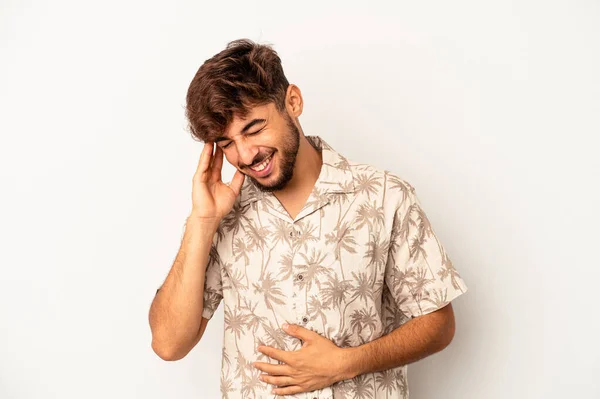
[236,141,259,168]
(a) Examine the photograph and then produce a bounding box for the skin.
[253,304,455,395]
[210,84,458,395]
[215,84,323,219]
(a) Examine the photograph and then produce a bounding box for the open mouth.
[249,153,274,177]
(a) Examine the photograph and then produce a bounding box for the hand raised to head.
[191,142,244,222]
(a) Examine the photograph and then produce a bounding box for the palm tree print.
[245,220,270,253]
[295,248,329,291]
[354,200,386,231]
[423,288,449,310]
[321,272,352,310]
[240,366,263,399]
[232,237,250,264]
[196,135,467,398]
[220,374,235,399]
[353,373,375,399]
[340,271,377,333]
[224,304,250,342]
[270,217,295,247]
[376,369,397,399]
[325,221,357,280]
[222,201,248,235]
[437,254,465,293]
[365,232,390,269]
[276,251,294,280]
[388,174,413,205]
[354,172,382,201]
[350,308,379,342]
[293,220,319,253]
[307,294,329,331]
[252,272,286,327]
[395,368,408,395]
[295,248,330,314]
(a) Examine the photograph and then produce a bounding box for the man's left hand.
[252,322,352,396]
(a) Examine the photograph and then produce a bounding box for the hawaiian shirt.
[200,135,468,398]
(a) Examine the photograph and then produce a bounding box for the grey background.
[1,0,599,398]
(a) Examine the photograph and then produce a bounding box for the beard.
[247,113,300,193]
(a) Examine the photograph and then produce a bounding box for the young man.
[149,38,468,399]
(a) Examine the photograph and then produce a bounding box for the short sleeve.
[384,188,468,318]
[201,229,224,320]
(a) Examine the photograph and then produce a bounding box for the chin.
[253,171,288,193]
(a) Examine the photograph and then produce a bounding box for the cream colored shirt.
[200,135,468,399]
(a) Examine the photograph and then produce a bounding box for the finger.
[283,323,314,343]
[253,362,294,376]
[194,141,214,182]
[210,145,224,182]
[228,169,245,197]
[257,346,292,364]
[272,385,304,396]
[260,374,296,388]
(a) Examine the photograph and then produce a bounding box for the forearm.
[149,215,219,357]
[340,305,456,380]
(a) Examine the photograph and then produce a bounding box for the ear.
[285,84,303,118]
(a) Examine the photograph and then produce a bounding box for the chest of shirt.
[217,191,396,300]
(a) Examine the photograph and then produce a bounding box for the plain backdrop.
[1,0,599,398]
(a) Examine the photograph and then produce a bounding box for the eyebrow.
[214,118,266,143]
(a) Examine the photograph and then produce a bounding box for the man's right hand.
[191,141,245,222]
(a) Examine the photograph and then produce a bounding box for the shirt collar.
[238,135,356,207]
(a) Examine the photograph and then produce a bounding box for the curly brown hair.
[185,38,290,143]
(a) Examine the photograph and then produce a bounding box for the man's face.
[215,102,300,192]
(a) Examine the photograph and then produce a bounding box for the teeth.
[250,154,272,172]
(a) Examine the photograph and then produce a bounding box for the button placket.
[290,223,310,330]
[291,223,302,311]
[291,221,311,329]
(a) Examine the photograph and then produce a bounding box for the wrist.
[338,346,362,381]
[187,213,221,228]
[184,215,221,240]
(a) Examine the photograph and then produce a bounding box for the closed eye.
[248,128,263,136]
[221,128,263,149]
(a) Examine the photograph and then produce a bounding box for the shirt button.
[297,273,304,281]
[302,316,308,324]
